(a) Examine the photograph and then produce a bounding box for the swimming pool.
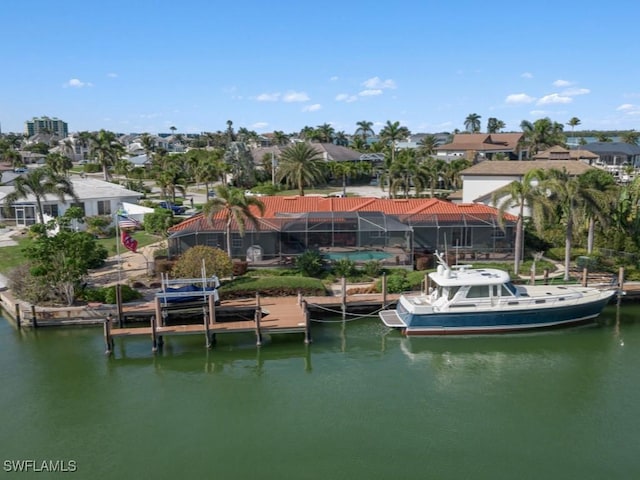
[324,251,392,262]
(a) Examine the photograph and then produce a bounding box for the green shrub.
[332,258,356,278]
[220,276,326,298]
[81,284,143,304]
[295,250,325,277]
[362,260,382,278]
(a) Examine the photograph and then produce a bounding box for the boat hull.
[381,290,616,336]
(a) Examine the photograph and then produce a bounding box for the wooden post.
[582,268,588,287]
[255,293,262,346]
[543,269,549,285]
[303,300,312,345]
[203,306,211,349]
[116,283,123,328]
[382,272,387,309]
[30,305,38,328]
[208,291,217,346]
[151,315,158,353]
[104,314,113,355]
[618,266,625,305]
[341,276,347,320]
[424,274,429,294]
[297,290,302,306]
[14,304,21,330]
[530,267,536,285]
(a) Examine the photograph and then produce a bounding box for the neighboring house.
[459,159,595,212]
[579,142,640,169]
[167,196,517,263]
[532,145,599,164]
[435,133,526,162]
[128,154,153,168]
[0,177,143,228]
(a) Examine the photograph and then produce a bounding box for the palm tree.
[464,113,482,133]
[3,167,78,224]
[379,120,410,165]
[354,120,375,145]
[417,134,439,156]
[541,168,608,280]
[620,130,640,145]
[577,169,617,254]
[272,131,290,146]
[327,161,356,197]
[520,118,565,155]
[486,117,506,134]
[90,130,125,181]
[492,169,548,276]
[170,126,177,135]
[567,117,581,146]
[277,142,325,196]
[45,152,73,176]
[203,185,265,259]
[315,123,335,143]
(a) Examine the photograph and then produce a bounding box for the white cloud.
[359,89,383,97]
[537,93,572,105]
[521,72,533,79]
[64,78,93,88]
[329,76,339,81]
[362,76,396,90]
[562,87,590,96]
[107,72,118,78]
[530,110,549,116]
[282,91,310,103]
[256,93,280,102]
[335,93,357,103]
[251,122,269,130]
[505,93,536,104]
[617,103,635,111]
[553,79,573,87]
[302,104,322,112]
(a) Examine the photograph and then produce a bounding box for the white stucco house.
[0,176,144,228]
[459,159,595,216]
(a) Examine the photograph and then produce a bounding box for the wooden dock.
[103,290,401,356]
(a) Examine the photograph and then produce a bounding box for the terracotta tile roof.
[169,196,514,233]
[460,159,595,176]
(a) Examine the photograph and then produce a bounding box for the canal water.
[1,305,639,479]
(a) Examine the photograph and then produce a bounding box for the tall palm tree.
[464,113,482,133]
[492,169,548,275]
[354,120,375,145]
[417,134,439,156]
[203,185,265,259]
[379,120,410,166]
[567,117,581,146]
[277,142,325,196]
[272,131,290,146]
[541,168,608,280]
[3,167,78,224]
[90,130,125,181]
[577,169,617,254]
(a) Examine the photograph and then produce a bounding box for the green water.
[1,306,639,479]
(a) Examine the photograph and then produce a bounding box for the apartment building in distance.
[24,116,68,138]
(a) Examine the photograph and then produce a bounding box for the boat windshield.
[503,282,518,296]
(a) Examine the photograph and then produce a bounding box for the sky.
[2,0,640,137]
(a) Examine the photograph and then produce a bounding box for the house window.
[42,204,59,217]
[97,200,111,215]
[492,227,505,239]
[70,202,85,216]
[232,236,243,249]
[451,228,472,248]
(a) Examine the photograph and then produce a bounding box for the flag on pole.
[121,230,138,253]
[118,214,140,229]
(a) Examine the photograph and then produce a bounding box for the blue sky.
[2,0,640,136]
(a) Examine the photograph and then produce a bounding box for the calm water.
[1,305,639,479]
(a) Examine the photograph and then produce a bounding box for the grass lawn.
[0,232,164,275]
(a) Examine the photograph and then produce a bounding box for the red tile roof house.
[167,197,517,266]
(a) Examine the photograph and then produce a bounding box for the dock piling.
[151,315,158,353]
[104,314,114,355]
[341,277,347,320]
[255,293,262,346]
[14,304,20,330]
[303,300,312,345]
